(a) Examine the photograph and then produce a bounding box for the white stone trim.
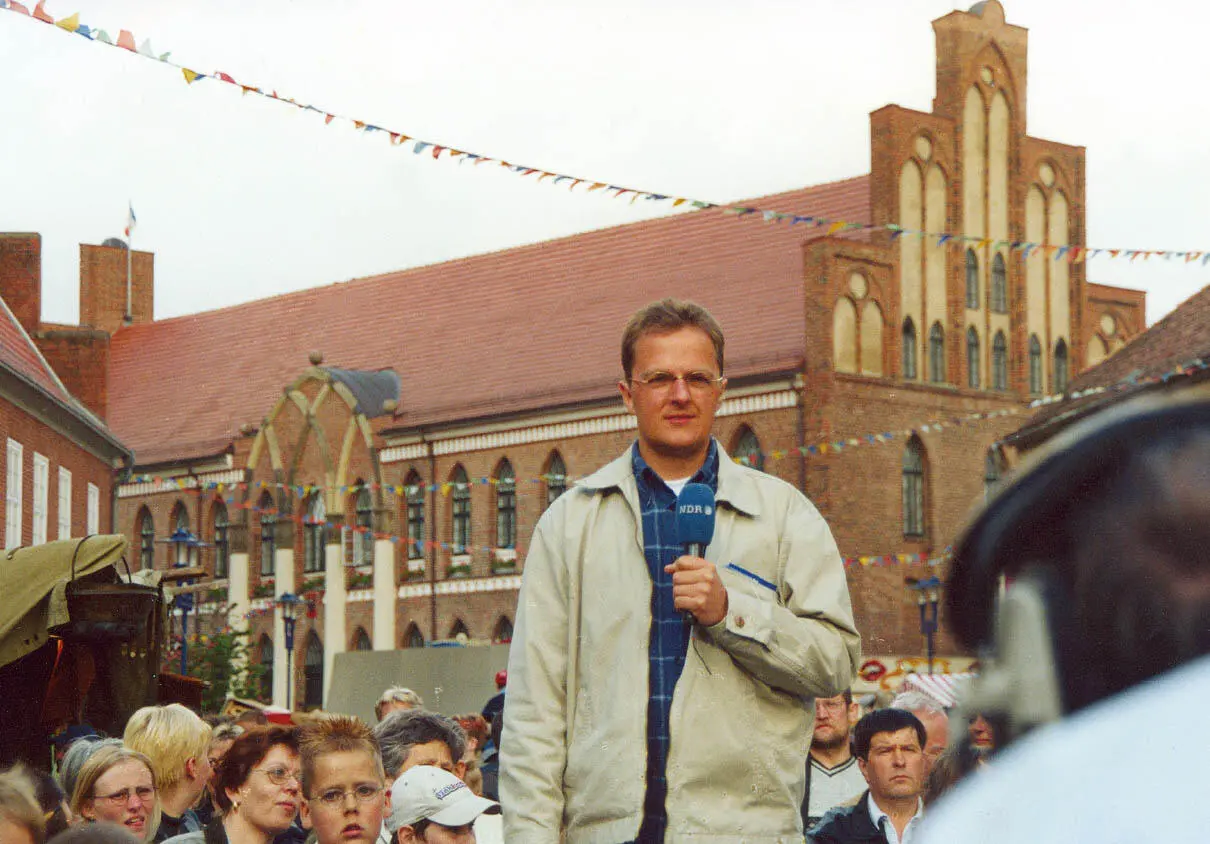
[397,574,521,600]
[118,468,245,498]
[347,589,374,603]
[381,388,797,461]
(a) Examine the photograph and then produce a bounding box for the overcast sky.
[4,0,1208,327]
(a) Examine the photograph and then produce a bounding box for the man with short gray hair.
[375,687,425,722]
[889,691,949,773]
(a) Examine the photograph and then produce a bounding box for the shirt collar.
[631,439,719,495]
[867,794,924,837]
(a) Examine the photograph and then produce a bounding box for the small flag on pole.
[125,202,137,238]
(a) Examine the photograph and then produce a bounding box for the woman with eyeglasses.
[69,745,161,843]
[163,726,301,844]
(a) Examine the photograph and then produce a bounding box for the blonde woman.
[123,704,213,841]
[70,745,161,843]
[0,765,45,844]
[162,726,301,844]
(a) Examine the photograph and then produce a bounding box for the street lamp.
[906,575,942,675]
[160,527,210,675]
[276,592,306,710]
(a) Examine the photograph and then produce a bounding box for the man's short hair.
[46,824,140,844]
[123,704,212,793]
[852,709,927,760]
[297,715,384,797]
[372,710,466,779]
[889,691,945,716]
[620,299,725,381]
[374,687,424,721]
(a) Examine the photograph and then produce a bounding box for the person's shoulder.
[807,795,871,843]
[161,832,206,844]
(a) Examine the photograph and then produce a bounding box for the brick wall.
[79,244,154,334]
[0,233,41,337]
[0,398,114,547]
[33,327,111,420]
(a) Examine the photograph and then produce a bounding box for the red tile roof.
[1010,281,1210,446]
[108,176,870,466]
[0,298,74,405]
[0,295,128,459]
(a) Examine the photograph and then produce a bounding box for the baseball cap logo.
[434,781,465,801]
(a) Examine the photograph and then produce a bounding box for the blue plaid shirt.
[627,440,720,844]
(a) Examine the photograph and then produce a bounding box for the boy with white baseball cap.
[385,766,499,844]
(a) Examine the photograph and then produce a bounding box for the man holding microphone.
[502,298,861,843]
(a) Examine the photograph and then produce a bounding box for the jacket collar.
[578,439,762,517]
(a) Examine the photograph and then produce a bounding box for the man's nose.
[668,376,692,401]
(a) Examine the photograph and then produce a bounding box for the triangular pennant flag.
[138,38,158,58]
[117,29,136,51]
[32,0,52,21]
[827,221,846,236]
[324,114,335,125]
[181,68,203,84]
[54,12,79,31]
[353,120,366,130]
[7,2,30,15]
[215,71,236,83]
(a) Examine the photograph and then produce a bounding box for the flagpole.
[125,201,133,324]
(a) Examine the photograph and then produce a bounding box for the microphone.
[676,483,716,623]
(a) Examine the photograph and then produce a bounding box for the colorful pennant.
[6,0,1210,263]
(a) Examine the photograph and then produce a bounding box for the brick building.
[0,234,131,553]
[5,1,1149,707]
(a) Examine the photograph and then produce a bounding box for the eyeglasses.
[311,785,384,808]
[630,371,724,395]
[93,786,156,806]
[252,767,302,787]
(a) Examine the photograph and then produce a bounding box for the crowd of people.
[0,684,506,844]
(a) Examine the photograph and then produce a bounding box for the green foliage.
[180,608,268,714]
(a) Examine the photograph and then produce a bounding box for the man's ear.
[299,798,312,827]
[454,760,467,781]
[185,756,198,780]
[618,380,635,414]
[79,801,96,822]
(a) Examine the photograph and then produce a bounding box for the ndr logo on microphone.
[679,504,713,516]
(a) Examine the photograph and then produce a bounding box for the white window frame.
[58,467,73,540]
[87,483,100,535]
[32,453,49,546]
[5,440,22,550]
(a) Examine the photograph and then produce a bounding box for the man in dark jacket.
[809,709,927,844]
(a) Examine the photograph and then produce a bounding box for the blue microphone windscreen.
[676,482,716,547]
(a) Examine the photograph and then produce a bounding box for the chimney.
[0,233,43,337]
[79,240,154,334]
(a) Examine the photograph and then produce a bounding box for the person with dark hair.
[161,726,300,844]
[503,298,861,842]
[920,387,1210,843]
[802,690,865,831]
[808,709,928,844]
[479,673,505,727]
[477,713,502,804]
[234,711,269,729]
[887,692,949,773]
[31,770,72,840]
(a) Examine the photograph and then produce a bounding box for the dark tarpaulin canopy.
[324,368,400,418]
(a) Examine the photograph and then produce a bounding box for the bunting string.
[7,0,1210,263]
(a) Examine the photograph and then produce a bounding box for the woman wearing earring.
[163,726,301,844]
[69,745,161,843]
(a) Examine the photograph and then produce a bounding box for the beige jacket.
[501,443,861,844]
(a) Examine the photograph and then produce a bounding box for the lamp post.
[160,527,210,675]
[906,575,942,675]
[276,592,305,710]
